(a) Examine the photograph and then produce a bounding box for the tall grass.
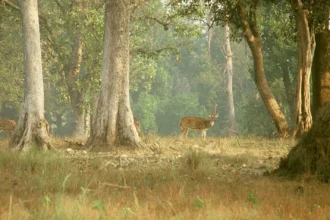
[0,137,329,219]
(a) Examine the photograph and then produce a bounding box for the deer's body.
[0,118,16,138]
[180,106,218,140]
[180,117,215,130]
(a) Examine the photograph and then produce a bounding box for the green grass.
[0,136,329,219]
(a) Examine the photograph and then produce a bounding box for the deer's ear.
[216,114,219,118]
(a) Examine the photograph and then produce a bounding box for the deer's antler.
[203,106,210,115]
[214,104,218,114]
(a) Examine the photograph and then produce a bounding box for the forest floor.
[1,136,330,219]
[60,136,292,179]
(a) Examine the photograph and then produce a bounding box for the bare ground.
[59,136,296,179]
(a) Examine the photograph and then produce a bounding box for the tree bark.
[207,14,212,63]
[85,0,141,150]
[9,0,53,151]
[290,0,315,137]
[64,29,86,138]
[224,23,237,136]
[237,2,289,138]
[281,63,296,122]
[312,8,330,117]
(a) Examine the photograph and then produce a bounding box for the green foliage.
[236,94,276,137]
[92,200,105,211]
[156,93,200,135]
[40,195,52,208]
[0,0,305,138]
[194,196,205,209]
[0,6,24,110]
[130,55,158,93]
[247,192,259,205]
[133,92,159,132]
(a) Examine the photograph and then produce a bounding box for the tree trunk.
[85,0,141,150]
[64,21,86,139]
[9,0,53,151]
[89,95,98,137]
[237,3,289,138]
[85,105,90,136]
[312,14,330,117]
[291,0,315,137]
[207,14,212,63]
[273,5,330,181]
[281,63,296,122]
[224,23,237,136]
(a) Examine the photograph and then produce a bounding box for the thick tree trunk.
[238,3,289,138]
[85,0,141,150]
[312,15,330,117]
[9,0,53,151]
[224,23,237,136]
[291,0,315,137]
[273,6,330,181]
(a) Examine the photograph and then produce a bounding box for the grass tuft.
[182,148,207,171]
[0,137,330,219]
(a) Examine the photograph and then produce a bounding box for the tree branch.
[2,0,62,57]
[2,0,20,11]
[53,0,65,13]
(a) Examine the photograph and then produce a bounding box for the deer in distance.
[179,105,218,140]
[0,118,16,138]
[133,117,143,137]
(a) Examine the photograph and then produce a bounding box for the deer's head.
[205,105,218,125]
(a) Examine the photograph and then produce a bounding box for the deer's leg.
[180,127,185,138]
[185,128,190,138]
[201,130,206,140]
[181,128,188,138]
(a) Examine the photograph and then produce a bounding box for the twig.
[101,183,130,189]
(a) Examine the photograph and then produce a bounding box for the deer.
[0,118,16,138]
[133,117,143,137]
[179,105,218,140]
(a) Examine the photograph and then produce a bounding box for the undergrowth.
[0,137,329,220]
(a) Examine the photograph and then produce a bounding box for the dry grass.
[0,136,329,219]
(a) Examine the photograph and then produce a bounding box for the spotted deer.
[0,118,16,138]
[179,105,218,140]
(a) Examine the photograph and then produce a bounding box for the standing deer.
[133,117,143,137]
[0,118,16,138]
[179,105,218,140]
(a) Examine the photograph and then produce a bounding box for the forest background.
[0,0,319,138]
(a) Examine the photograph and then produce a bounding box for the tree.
[9,0,53,151]
[59,0,88,138]
[312,7,330,116]
[85,0,141,149]
[290,0,315,137]
[174,0,290,137]
[63,7,87,138]
[224,23,237,136]
[274,5,330,180]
